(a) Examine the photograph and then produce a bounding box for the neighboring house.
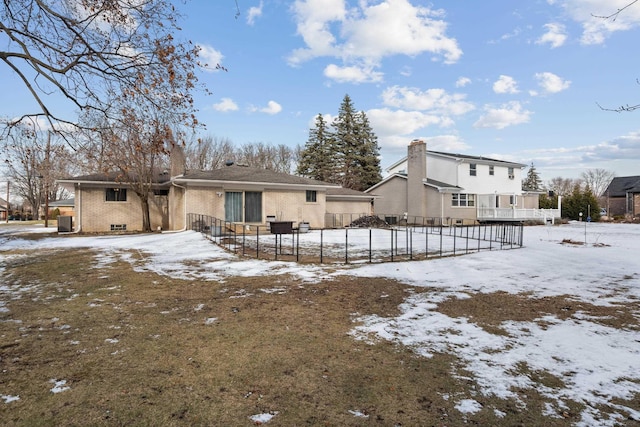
[366,140,559,223]
[57,150,374,233]
[48,198,75,217]
[0,197,7,220]
[603,176,640,218]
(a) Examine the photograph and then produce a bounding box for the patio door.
[225,191,262,222]
[244,191,262,223]
[225,192,242,222]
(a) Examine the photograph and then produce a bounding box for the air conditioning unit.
[508,174,514,179]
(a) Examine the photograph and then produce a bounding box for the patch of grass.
[437,291,639,332]
[0,247,633,426]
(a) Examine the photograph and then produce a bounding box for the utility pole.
[44,132,51,228]
[5,181,9,224]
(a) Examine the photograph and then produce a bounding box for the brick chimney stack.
[407,139,427,219]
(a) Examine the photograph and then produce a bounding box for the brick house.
[57,151,374,233]
[603,175,640,218]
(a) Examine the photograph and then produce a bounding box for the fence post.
[345,228,348,264]
[320,229,324,264]
[390,228,394,262]
[256,226,260,259]
[369,228,372,263]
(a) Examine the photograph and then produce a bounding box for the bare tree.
[3,124,75,218]
[0,0,206,139]
[184,135,235,170]
[593,1,640,112]
[546,177,583,197]
[581,168,615,197]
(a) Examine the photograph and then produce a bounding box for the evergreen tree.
[296,113,335,182]
[562,183,601,221]
[353,111,382,191]
[331,94,382,190]
[298,94,382,190]
[522,162,543,191]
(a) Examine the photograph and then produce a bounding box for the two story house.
[366,139,558,224]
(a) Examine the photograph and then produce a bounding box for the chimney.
[170,144,186,177]
[407,139,427,218]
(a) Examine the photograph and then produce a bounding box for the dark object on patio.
[349,216,390,228]
[270,221,293,234]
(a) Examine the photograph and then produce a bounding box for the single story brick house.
[57,151,375,233]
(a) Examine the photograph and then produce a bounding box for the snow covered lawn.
[0,222,638,426]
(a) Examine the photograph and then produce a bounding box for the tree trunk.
[139,193,152,232]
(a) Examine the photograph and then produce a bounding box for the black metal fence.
[188,213,523,264]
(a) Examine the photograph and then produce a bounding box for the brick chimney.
[407,139,427,218]
[170,144,186,177]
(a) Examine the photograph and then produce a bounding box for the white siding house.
[367,140,559,223]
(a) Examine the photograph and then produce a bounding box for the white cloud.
[533,72,571,95]
[257,100,282,115]
[493,75,519,94]
[367,108,452,137]
[212,98,239,112]
[474,101,532,129]
[381,86,475,116]
[536,22,567,48]
[455,77,471,88]
[421,134,471,152]
[246,1,263,25]
[324,64,383,83]
[198,44,224,72]
[557,0,640,45]
[288,0,461,82]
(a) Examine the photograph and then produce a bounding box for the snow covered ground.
[0,222,639,426]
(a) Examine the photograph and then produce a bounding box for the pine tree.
[353,111,382,191]
[331,94,382,190]
[522,162,543,191]
[298,94,382,190]
[297,113,335,182]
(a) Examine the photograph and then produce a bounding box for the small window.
[469,163,477,176]
[154,189,169,196]
[106,188,127,202]
[510,195,517,206]
[306,190,317,203]
[452,193,475,207]
[489,166,494,176]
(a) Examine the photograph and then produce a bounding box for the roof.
[49,198,75,207]
[58,170,172,185]
[605,176,640,197]
[365,173,460,194]
[385,150,526,173]
[326,186,377,199]
[174,165,340,188]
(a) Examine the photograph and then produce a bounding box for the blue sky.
[3,0,640,181]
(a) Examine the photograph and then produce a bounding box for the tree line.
[523,163,615,221]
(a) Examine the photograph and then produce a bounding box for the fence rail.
[188,213,523,264]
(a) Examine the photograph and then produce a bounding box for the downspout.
[68,182,82,234]
[166,178,187,233]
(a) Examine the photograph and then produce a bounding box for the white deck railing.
[477,207,560,222]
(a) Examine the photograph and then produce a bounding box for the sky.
[1,222,639,425]
[2,1,640,181]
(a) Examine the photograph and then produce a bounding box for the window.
[489,166,494,176]
[106,188,127,202]
[469,163,477,176]
[452,193,475,207]
[306,190,317,203]
[510,195,517,206]
[508,167,514,179]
